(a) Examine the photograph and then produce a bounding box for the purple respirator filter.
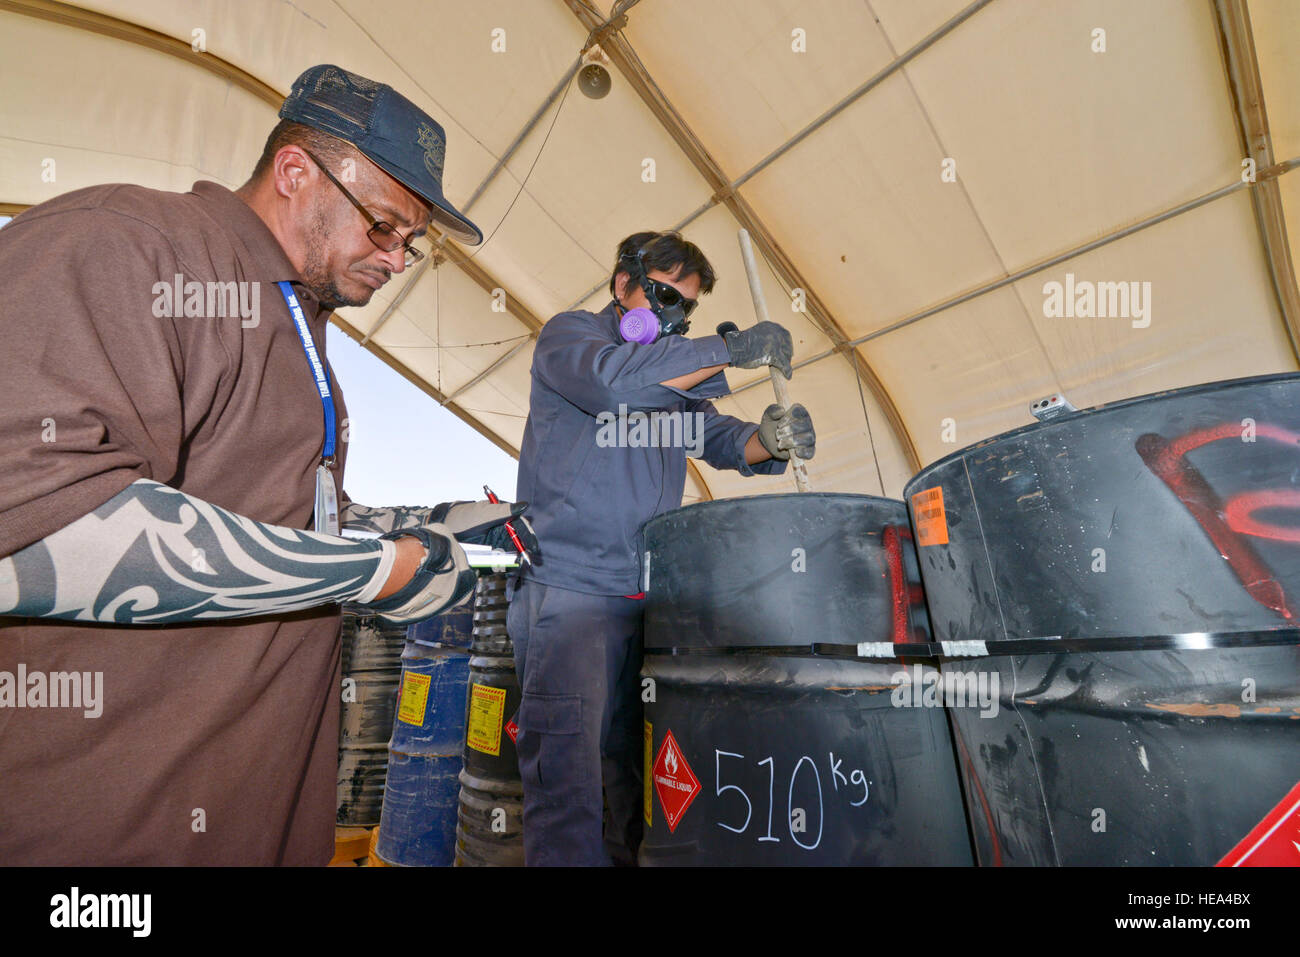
[619,307,660,344]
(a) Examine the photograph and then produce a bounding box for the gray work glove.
[757,403,816,461]
[718,320,794,378]
[364,524,478,624]
[430,500,540,557]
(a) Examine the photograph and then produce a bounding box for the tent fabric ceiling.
[1,0,1296,504]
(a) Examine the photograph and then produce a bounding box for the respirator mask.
[617,249,699,344]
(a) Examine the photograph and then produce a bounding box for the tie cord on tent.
[451,73,575,264]
[376,334,533,351]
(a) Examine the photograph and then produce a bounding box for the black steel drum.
[639,493,974,866]
[906,373,1300,865]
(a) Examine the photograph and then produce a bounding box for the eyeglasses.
[646,279,698,318]
[301,149,427,267]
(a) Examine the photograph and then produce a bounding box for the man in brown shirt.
[0,65,528,864]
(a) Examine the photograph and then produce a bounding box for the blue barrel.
[373,607,474,866]
[408,604,474,649]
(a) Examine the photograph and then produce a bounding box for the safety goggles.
[646,279,698,319]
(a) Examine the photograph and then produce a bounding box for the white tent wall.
[1250,0,1300,296]
[737,65,1018,340]
[895,0,1240,267]
[865,287,1057,463]
[619,0,907,176]
[1,0,1296,502]
[1253,1,1299,158]
[447,340,535,445]
[1285,173,1300,281]
[350,261,531,400]
[1019,193,1294,402]
[0,11,273,198]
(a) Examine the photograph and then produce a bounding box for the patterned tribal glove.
[430,500,540,556]
[362,524,478,624]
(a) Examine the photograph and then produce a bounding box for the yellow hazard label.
[466,683,508,756]
[911,486,950,546]
[644,721,653,826]
[396,671,432,726]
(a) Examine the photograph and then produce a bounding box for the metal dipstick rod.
[737,228,811,492]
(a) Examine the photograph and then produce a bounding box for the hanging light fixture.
[578,43,612,99]
[578,62,611,99]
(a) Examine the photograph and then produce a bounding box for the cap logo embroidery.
[417,123,445,181]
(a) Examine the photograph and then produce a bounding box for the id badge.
[314,463,340,535]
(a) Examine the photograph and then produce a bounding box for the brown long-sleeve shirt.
[0,181,351,864]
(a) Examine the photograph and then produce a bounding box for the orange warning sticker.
[911,486,949,546]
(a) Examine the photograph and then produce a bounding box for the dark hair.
[246,119,358,183]
[608,230,716,300]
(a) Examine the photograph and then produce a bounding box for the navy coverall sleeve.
[687,398,789,477]
[533,313,732,414]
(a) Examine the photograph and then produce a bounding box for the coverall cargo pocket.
[518,692,589,804]
[560,439,615,512]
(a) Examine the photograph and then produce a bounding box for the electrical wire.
[437,61,577,265]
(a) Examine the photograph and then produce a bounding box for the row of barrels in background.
[337,613,406,829]
[338,572,524,867]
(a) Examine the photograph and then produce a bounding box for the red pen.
[484,485,531,566]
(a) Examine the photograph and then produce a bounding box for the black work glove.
[718,321,794,378]
[757,403,816,461]
[430,500,540,557]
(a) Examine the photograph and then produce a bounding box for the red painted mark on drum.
[882,526,909,646]
[1137,424,1299,620]
[1224,488,1300,544]
[951,723,1004,867]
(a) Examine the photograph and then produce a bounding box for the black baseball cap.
[280,64,483,246]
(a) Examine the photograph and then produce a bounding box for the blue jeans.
[507,578,644,866]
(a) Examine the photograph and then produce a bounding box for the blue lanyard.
[277,281,336,463]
